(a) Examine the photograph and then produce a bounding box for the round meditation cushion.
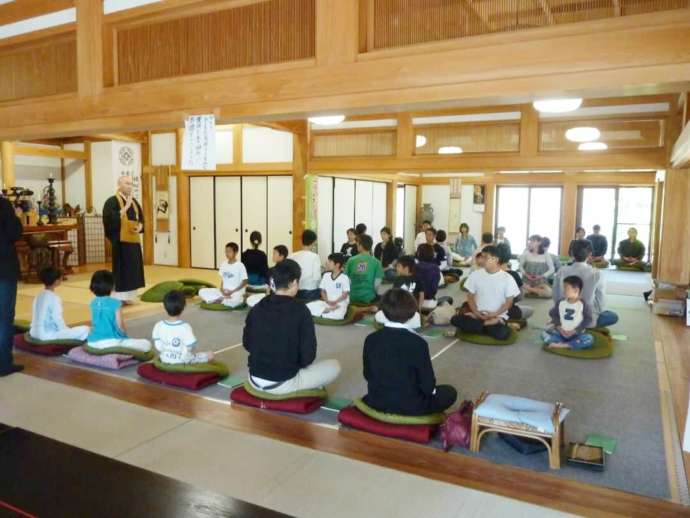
[199,302,247,311]
[455,327,518,346]
[542,331,612,359]
[25,333,85,347]
[13,319,31,333]
[591,260,609,269]
[616,264,646,272]
[140,281,185,303]
[153,358,229,377]
[243,381,327,401]
[83,344,154,362]
[349,299,379,308]
[313,306,364,326]
[181,286,198,298]
[177,278,216,289]
[353,398,445,425]
[246,285,269,294]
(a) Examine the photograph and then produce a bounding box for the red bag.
[440,400,474,451]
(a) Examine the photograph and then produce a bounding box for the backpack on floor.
[440,400,474,451]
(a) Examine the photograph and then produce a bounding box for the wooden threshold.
[15,353,688,518]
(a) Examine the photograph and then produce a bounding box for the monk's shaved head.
[118,175,133,195]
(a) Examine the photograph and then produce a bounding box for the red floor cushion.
[230,386,324,414]
[137,363,220,391]
[13,333,74,356]
[338,406,437,444]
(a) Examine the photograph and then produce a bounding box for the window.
[496,186,563,255]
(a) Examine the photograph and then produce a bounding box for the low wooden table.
[16,221,78,281]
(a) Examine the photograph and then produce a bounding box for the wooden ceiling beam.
[14,145,86,160]
[0,0,74,26]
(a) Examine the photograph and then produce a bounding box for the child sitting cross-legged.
[153,290,214,365]
[451,246,520,341]
[542,275,594,350]
[243,259,341,395]
[29,266,90,342]
[199,242,248,308]
[363,289,457,415]
[307,253,350,321]
[375,255,423,329]
[87,270,152,353]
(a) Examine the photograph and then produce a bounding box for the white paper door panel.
[241,176,268,252]
[267,176,293,263]
[190,177,215,269]
[215,177,242,267]
[317,176,334,264]
[333,178,355,256]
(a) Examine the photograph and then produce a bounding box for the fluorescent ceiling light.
[416,135,427,147]
[424,172,485,178]
[398,172,421,177]
[308,115,346,126]
[579,142,608,151]
[533,98,582,113]
[565,127,600,143]
[583,169,653,173]
[498,170,562,174]
[438,146,463,155]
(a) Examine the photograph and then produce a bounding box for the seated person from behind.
[87,270,151,352]
[452,223,477,265]
[496,244,533,321]
[614,227,647,269]
[374,226,400,281]
[243,260,341,395]
[415,244,441,311]
[542,276,594,350]
[436,230,460,275]
[568,227,587,258]
[586,225,609,266]
[30,266,89,342]
[519,235,555,298]
[375,255,423,329]
[451,246,520,340]
[199,242,248,308]
[345,234,384,305]
[307,253,350,320]
[363,289,457,415]
[289,230,323,301]
[242,231,269,287]
[153,290,214,365]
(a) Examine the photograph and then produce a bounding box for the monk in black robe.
[103,176,145,301]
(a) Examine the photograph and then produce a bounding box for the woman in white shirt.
[519,235,555,298]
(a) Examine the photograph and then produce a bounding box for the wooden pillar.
[59,144,66,204]
[76,0,104,98]
[141,135,153,265]
[1,141,15,189]
[316,0,358,66]
[657,169,690,284]
[651,179,663,279]
[84,141,93,212]
[293,123,309,252]
[520,104,539,157]
[560,179,578,255]
[386,181,397,232]
[482,181,495,234]
[233,124,243,165]
[396,113,413,158]
[176,129,191,268]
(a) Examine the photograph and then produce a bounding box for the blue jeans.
[248,273,267,286]
[596,310,618,327]
[542,329,594,350]
[0,279,17,374]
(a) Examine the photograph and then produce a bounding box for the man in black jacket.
[0,196,23,376]
[243,259,340,395]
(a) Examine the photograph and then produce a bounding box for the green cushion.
[153,358,229,377]
[84,345,154,361]
[543,331,612,359]
[178,278,215,289]
[25,333,84,347]
[181,286,198,297]
[313,305,363,326]
[13,319,31,332]
[243,381,327,401]
[140,281,185,303]
[589,326,611,336]
[456,327,518,346]
[200,302,247,311]
[246,285,268,294]
[353,398,445,425]
[349,299,378,307]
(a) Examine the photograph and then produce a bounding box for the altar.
[16,220,80,282]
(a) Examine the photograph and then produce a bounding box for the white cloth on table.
[249,359,341,394]
[198,288,245,308]
[30,290,90,342]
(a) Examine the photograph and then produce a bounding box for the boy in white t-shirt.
[414,220,432,250]
[153,291,214,364]
[451,245,520,340]
[542,275,594,350]
[307,253,350,320]
[288,229,322,301]
[198,242,248,308]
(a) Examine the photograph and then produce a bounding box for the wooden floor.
[12,265,690,516]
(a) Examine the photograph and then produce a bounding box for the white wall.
[422,184,450,233]
[459,184,484,239]
[151,133,176,166]
[242,126,293,163]
[63,142,86,209]
[2,143,63,205]
[91,141,114,214]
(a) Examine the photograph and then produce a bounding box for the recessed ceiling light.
[308,115,345,126]
[566,127,600,143]
[533,98,583,113]
[438,146,463,155]
[579,142,608,151]
[416,135,427,147]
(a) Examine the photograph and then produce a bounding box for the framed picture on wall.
[473,184,486,213]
